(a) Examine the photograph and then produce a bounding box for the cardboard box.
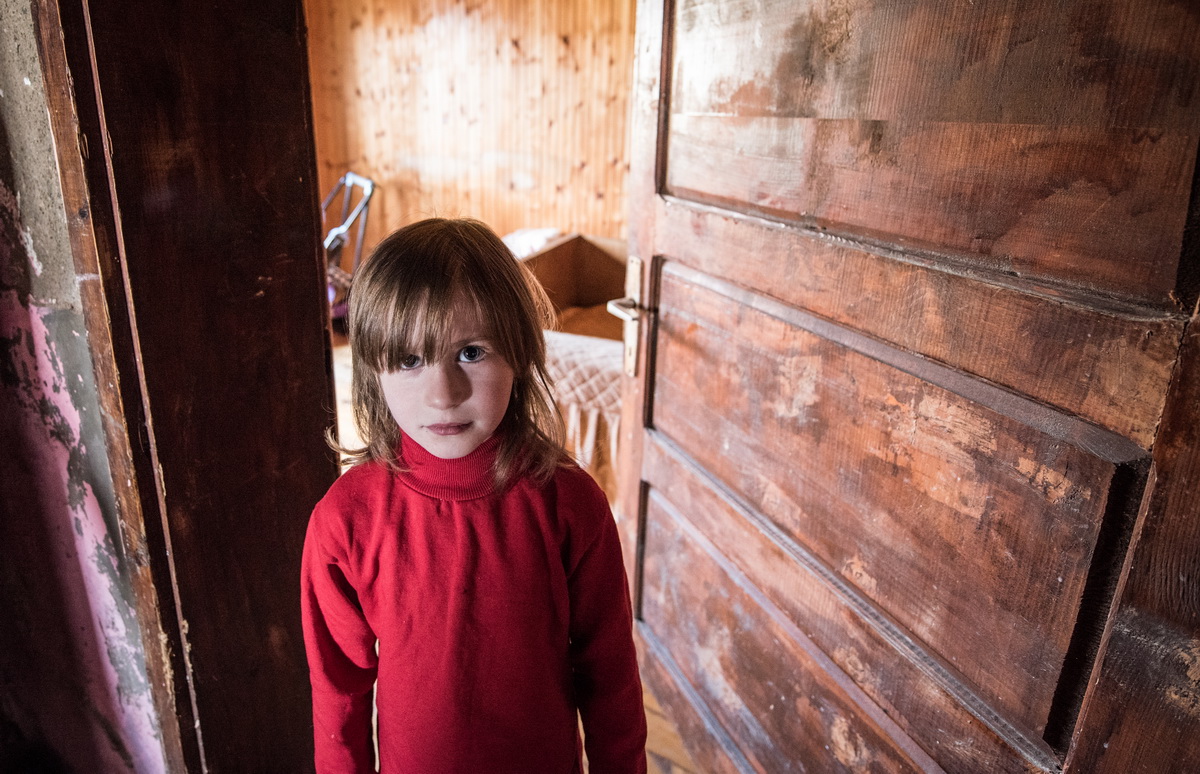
[521,233,626,341]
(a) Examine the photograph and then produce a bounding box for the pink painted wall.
[0,288,163,773]
[0,1,165,769]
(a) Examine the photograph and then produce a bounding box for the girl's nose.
[425,363,470,409]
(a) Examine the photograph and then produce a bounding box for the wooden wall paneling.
[1066,313,1200,771]
[642,434,1052,773]
[664,0,1200,305]
[651,262,1138,740]
[78,1,338,769]
[654,199,1183,450]
[641,490,944,773]
[303,0,637,250]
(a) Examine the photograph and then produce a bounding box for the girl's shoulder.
[312,460,393,523]
[307,460,401,556]
[547,457,604,491]
[538,461,623,571]
[327,456,392,493]
[542,459,611,525]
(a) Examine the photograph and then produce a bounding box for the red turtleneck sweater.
[301,434,646,773]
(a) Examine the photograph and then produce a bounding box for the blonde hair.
[332,217,566,487]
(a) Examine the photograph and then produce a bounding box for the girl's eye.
[458,345,486,363]
[399,354,422,370]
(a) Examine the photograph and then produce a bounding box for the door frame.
[31,1,338,770]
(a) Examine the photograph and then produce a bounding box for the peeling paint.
[841,555,878,595]
[1165,641,1200,720]
[829,714,871,769]
[0,14,164,762]
[1165,683,1200,720]
[694,639,773,748]
[1015,456,1081,505]
[767,352,821,423]
[1,287,165,772]
[42,307,122,548]
[0,180,32,297]
[873,390,995,520]
[834,645,879,697]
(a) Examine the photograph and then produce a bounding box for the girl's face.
[378,298,514,460]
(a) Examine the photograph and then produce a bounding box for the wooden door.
[616,1,1200,772]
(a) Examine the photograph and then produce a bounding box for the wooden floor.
[640,685,701,773]
[331,339,701,773]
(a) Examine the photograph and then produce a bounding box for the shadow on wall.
[0,99,157,772]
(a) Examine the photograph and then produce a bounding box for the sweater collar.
[396,431,499,501]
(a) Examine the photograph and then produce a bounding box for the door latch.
[606,254,643,377]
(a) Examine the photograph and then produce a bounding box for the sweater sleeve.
[301,504,378,774]
[566,476,648,774]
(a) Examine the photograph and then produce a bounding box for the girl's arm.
[301,511,378,774]
[566,474,648,774]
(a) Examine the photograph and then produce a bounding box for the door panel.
[642,491,941,773]
[669,0,1198,131]
[623,0,1199,772]
[652,201,1182,449]
[650,263,1126,738]
[666,0,1197,304]
[642,435,1048,773]
[666,119,1191,300]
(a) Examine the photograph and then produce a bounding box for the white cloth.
[544,330,622,469]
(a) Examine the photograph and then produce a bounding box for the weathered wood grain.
[652,263,1124,736]
[672,0,1199,130]
[625,1,1200,771]
[665,0,1200,304]
[654,199,1183,450]
[643,434,1054,773]
[639,627,751,774]
[642,491,944,773]
[80,1,339,769]
[617,0,670,591]
[1066,318,1200,773]
[666,119,1193,302]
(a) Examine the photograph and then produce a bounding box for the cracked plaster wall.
[0,1,165,771]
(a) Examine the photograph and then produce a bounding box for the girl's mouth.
[427,423,471,436]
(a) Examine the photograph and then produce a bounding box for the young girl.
[301,218,647,774]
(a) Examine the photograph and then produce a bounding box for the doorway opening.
[302,2,698,770]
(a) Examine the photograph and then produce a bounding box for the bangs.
[350,249,544,375]
[355,285,463,373]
